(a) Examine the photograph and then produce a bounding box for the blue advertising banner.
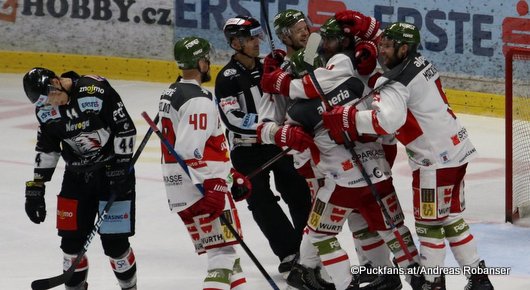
[173,0,530,79]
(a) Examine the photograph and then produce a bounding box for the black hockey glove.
[105,163,133,197]
[25,180,46,224]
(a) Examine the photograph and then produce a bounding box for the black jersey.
[215,56,263,148]
[33,75,136,181]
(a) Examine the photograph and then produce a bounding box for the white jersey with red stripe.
[286,52,392,188]
[159,79,231,212]
[354,53,477,170]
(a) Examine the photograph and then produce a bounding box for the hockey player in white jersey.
[158,36,251,290]
[322,17,494,290]
[261,17,424,290]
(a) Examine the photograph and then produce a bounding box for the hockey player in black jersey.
[23,68,137,290]
[215,15,312,275]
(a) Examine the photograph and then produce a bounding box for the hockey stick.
[30,115,158,290]
[303,33,415,262]
[246,147,291,179]
[259,0,276,54]
[141,112,280,290]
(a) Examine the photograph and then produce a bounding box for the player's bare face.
[289,21,309,49]
[47,78,69,106]
[241,36,260,58]
[378,38,401,69]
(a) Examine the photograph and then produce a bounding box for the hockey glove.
[322,105,358,144]
[355,40,378,76]
[230,170,252,202]
[199,178,227,222]
[274,125,315,152]
[261,68,292,96]
[105,163,133,197]
[25,180,46,224]
[263,49,287,73]
[335,10,381,40]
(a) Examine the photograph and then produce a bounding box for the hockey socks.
[63,253,88,289]
[109,247,137,289]
[311,234,351,290]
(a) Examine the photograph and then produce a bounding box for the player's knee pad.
[109,247,137,289]
[101,236,130,258]
[63,253,88,288]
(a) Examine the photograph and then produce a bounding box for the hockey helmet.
[223,15,263,43]
[23,67,57,104]
[273,9,308,38]
[319,17,344,40]
[173,36,212,70]
[382,22,420,47]
[290,48,324,78]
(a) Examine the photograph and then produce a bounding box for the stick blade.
[31,274,67,290]
[303,32,322,65]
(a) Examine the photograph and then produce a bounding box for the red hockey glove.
[199,178,227,222]
[322,105,358,144]
[335,10,380,40]
[355,40,378,76]
[261,68,292,96]
[274,125,315,152]
[230,169,252,201]
[25,180,46,224]
[263,49,287,73]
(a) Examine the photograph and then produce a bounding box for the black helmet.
[223,15,263,43]
[23,67,57,103]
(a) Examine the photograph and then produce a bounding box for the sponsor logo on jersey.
[57,210,74,219]
[327,89,351,106]
[78,97,103,112]
[193,148,203,160]
[162,88,176,97]
[451,127,468,145]
[223,69,237,77]
[459,148,476,163]
[439,151,450,164]
[37,106,61,123]
[79,84,104,94]
[104,212,130,221]
[423,65,438,81]
[113,102,126,121]
[163,174,184,185]
[66,120,90,132]
[414,55,427,67]
[219,96,238,109]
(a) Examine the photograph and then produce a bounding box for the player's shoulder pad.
[75,76,108,113]
[389,52,432,87]
[162,82,212,111]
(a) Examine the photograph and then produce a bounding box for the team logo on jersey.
[223,69,237,77]
[64,129,109,158]
[78,97,103,112]
[79,84,105,94]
